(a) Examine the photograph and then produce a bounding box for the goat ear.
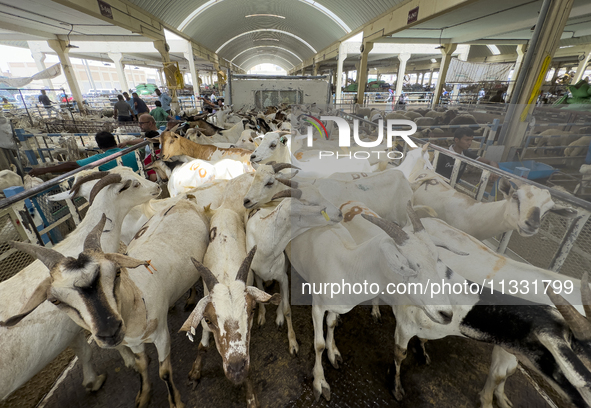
[549,205,577,218]
[0,277,51,327]
[246,287,281,305]
[498,178,515,197]
[103,253,149,269]
[179,295,211,336]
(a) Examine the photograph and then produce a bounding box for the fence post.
[548,211,591,272]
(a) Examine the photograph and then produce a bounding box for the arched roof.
[128,0,406,66]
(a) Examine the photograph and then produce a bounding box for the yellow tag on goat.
[321,210,330,221]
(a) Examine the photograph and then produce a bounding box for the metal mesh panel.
[560,217,591,280]
[31,186,78,245]
[42,120,116,134]
[0,213,35,283]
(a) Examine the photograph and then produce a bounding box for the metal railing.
[0,140,151,283]
[335,109,591,277]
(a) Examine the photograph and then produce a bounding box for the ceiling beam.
[0,21,57,39]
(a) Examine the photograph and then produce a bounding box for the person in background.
[154,88,172,115]
[150,100,173,128]
[2,98,14,110]
[28,131,139,176]
[118,114,161,181]
[38,90,60,117]
[113,94,134,122]
[489,89,505,103]
[132,92,149,115]
[478,88,486,101]
[122,92,137,120]
[198,95,215,113]
[435,128,499,181]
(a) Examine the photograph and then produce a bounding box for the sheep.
[534,129,579,154]
[5,198,210,408]
[0,169,160,400]
[565,136,591,157]
[285,202,454,401]
[403,111,423,120]
[353,103,371,119]
[384,112,408,120]
[246,183,343,355]
[156,131,252,163]
[0,169,23,197]
[414,116,442,127]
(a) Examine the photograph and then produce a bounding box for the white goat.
[0,169,160,400]
[243,163,413,227]
[181,204,279,407]
[246,183,343,355]
[5,198,209,408]
[249,132,376,178]
[285,202,454,402]
[410,166,577,240]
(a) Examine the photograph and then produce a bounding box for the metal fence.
[0,140,151,283]
[336,110,591,278]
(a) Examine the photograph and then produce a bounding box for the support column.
[506,44,527,99]
[183,42,200,98]
[335,43,347,103]
[30,51,55,95]
[313,62,319,76]
[452,45,470,99]
[108,52,128,93]
[431,43,457,108]
[153,39,179,114]
[395,52,411,99]
[573,45,591,83]
[499,0,575,161]
[355,41,374,104]
[47,39,84,110]
[157,68,165,87]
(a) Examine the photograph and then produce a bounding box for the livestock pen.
[1,116,590,408]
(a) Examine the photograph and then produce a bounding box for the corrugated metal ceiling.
[128,0,406,69]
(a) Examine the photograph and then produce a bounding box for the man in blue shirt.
[123,92,137,120]
[155,88,172,114]
[28,131,139,176]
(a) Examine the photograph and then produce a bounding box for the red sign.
[98,0,113,19]
[407,7,419,24]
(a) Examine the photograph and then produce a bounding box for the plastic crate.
[499,160,558,180]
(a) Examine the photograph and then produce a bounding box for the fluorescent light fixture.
[431,58,437,63]
[216,29,316,53]
[255,38,280,42]
[559,45,574,49]
[245,14,285,18]
[486,45,501,55]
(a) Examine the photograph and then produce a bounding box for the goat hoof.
[134,390,151,408]
[313,379,331,402]
[289,341,299,356]
[424,354,431,365]
[392,387,405,401]
[257,313,266,326]
[85,373,107,392]
[275,314,285,328]
[495,393,513,408]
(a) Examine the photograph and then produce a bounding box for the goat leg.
[245,376,260,408]
[71,331,107,392]
[188,342,208,389]
[129,348,151,408]
[326,312,342,369]
[184,287,197,312]
[479,346,517,408]
[419,338,431,365]
[371,298,382,322]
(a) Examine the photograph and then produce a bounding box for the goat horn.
[88,173,123,205]
[69,171,109,198]
[581,272,591,320]
[361,214,409,246]
[272,189,302,201]
[272,163,301,173]
[10,241,65,271]
[191,257,219,291]
[276,178,298,188]
[406,201,425,233]
[83,214,107,253]
[547,289,591,341]
[235,246,257,283]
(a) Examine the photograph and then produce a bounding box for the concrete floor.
[28,281,552,408]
